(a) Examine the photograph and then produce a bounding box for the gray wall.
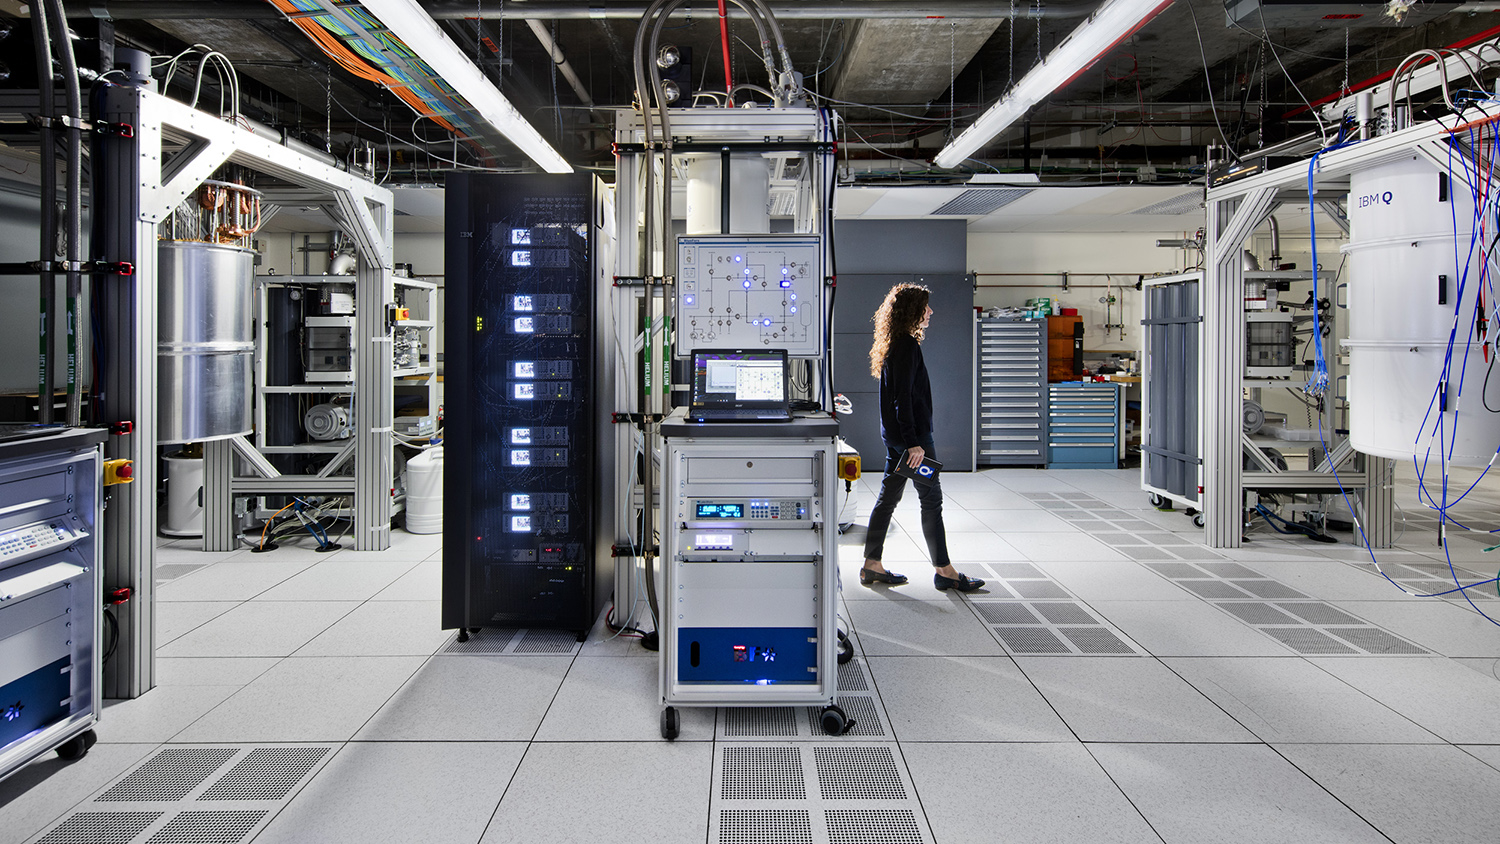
[833,220,973,471]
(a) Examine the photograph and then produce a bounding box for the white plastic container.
[404,447,443,534]
[162,452,204,537]
[1341,154,1499,467]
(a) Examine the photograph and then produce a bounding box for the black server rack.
[443,173,596,635]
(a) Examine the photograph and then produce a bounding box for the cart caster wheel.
[820,705,850,736]
[661,707,679,740]
[456,629,470,643]
[1193,512,1206,528]
[836,631,854,665]
[56,730,96,761]
[1149,493,1172,511]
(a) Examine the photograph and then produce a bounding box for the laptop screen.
[690,350,787,408]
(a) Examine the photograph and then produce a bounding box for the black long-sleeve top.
[878,333,934,449]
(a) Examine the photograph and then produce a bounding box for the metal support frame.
[93,83,392,698]
[607,107,833,619]
[1203,116,1462,548]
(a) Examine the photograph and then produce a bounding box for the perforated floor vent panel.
[145,811,267,844]
[709,743,934,844]
[197,747,329,801]
[1145,560,1431,656]
[714,660,892,741]
[971,598,1143,656]
[1022,493,1216,557]
[442,627,582,655]
[35,812,163,844]
[30,746,335,844]
[97,750,239,802]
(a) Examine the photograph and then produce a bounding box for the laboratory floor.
[6,466,1500,844]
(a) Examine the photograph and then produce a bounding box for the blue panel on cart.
[677,627,817,684]
[0,656,70,749]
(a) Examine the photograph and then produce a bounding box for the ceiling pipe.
[77,0,1092,20]
[525,19,595,109]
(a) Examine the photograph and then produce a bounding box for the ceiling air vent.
[1129,192,1203,216]
[931,188,1033,216]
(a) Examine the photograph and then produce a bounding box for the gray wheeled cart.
[657,412,845,739]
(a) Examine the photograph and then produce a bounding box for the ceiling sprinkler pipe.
[526,18,596,109]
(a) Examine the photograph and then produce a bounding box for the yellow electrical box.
[837,453,861,481]
[103,458,134,485]
[392,307,411,321]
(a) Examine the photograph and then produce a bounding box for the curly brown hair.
[869,283,930,379]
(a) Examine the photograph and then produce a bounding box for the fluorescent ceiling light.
[934,0,1174,170]
[360,0,572,173]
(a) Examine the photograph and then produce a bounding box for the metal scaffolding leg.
[1204,188,1274,548]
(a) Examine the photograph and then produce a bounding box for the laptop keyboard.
[695,409,789,421]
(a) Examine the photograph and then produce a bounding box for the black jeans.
[862,439,950,568]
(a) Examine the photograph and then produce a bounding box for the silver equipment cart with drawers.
[658,411,845,739]
[0,427,105,782]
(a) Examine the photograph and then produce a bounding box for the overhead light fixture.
[358,0,572,173]
[933,0,1174,170]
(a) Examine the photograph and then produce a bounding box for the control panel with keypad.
[0,521,83,564]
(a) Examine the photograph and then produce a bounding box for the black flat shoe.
[860,567,908,586]
[934,572,985,592]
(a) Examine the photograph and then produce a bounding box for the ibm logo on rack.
[1356,191,1393,208]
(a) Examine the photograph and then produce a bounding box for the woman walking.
[859,283,984,592]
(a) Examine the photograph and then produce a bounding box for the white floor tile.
[1005,531,1129,562]
[1090,743,1390,843]
[254,741,522,844]
[294,601,451,657]
[1274,743,1500,844]
[1311,657,1500,744]
[940,531,1030,562]
[480,742,711,844]
[959,509,1072,532]
[157,601,359,658]
[904,743,1161,844]
[1086,600,1296,657]
[254,558,423,601]
[534,656,716,742]
[1163,657,1442,744]
[866,656,1071,742]
[153,656,281,687]
[97,685,242,743]
[171,656,425,742]
[356,655,573,741]
[371,558,441,601]
[155,601,238,645]
[1043,559,1202,601]
[154,559,316,602]
[0,743,157,844]
[1018,657,1257,742]
[843,598,1007,657]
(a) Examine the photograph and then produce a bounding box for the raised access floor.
[4,466,1500,843]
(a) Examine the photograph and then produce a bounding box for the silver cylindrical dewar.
[158,241,255,444]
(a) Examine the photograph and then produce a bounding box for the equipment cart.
[657,412,845,739]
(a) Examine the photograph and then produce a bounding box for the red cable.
[717,0,733,95]
[1284,23,1500,119]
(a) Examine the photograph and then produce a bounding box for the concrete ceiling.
[7,1,1500,178]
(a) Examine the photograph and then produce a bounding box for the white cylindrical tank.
[684,155,771,234]
[404,447,443,534]
[1342,154,1497,466]
[162,452,204,537]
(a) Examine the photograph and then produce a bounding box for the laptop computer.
[686,349,792,422]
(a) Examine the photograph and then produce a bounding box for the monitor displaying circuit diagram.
[675,234,823,356]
